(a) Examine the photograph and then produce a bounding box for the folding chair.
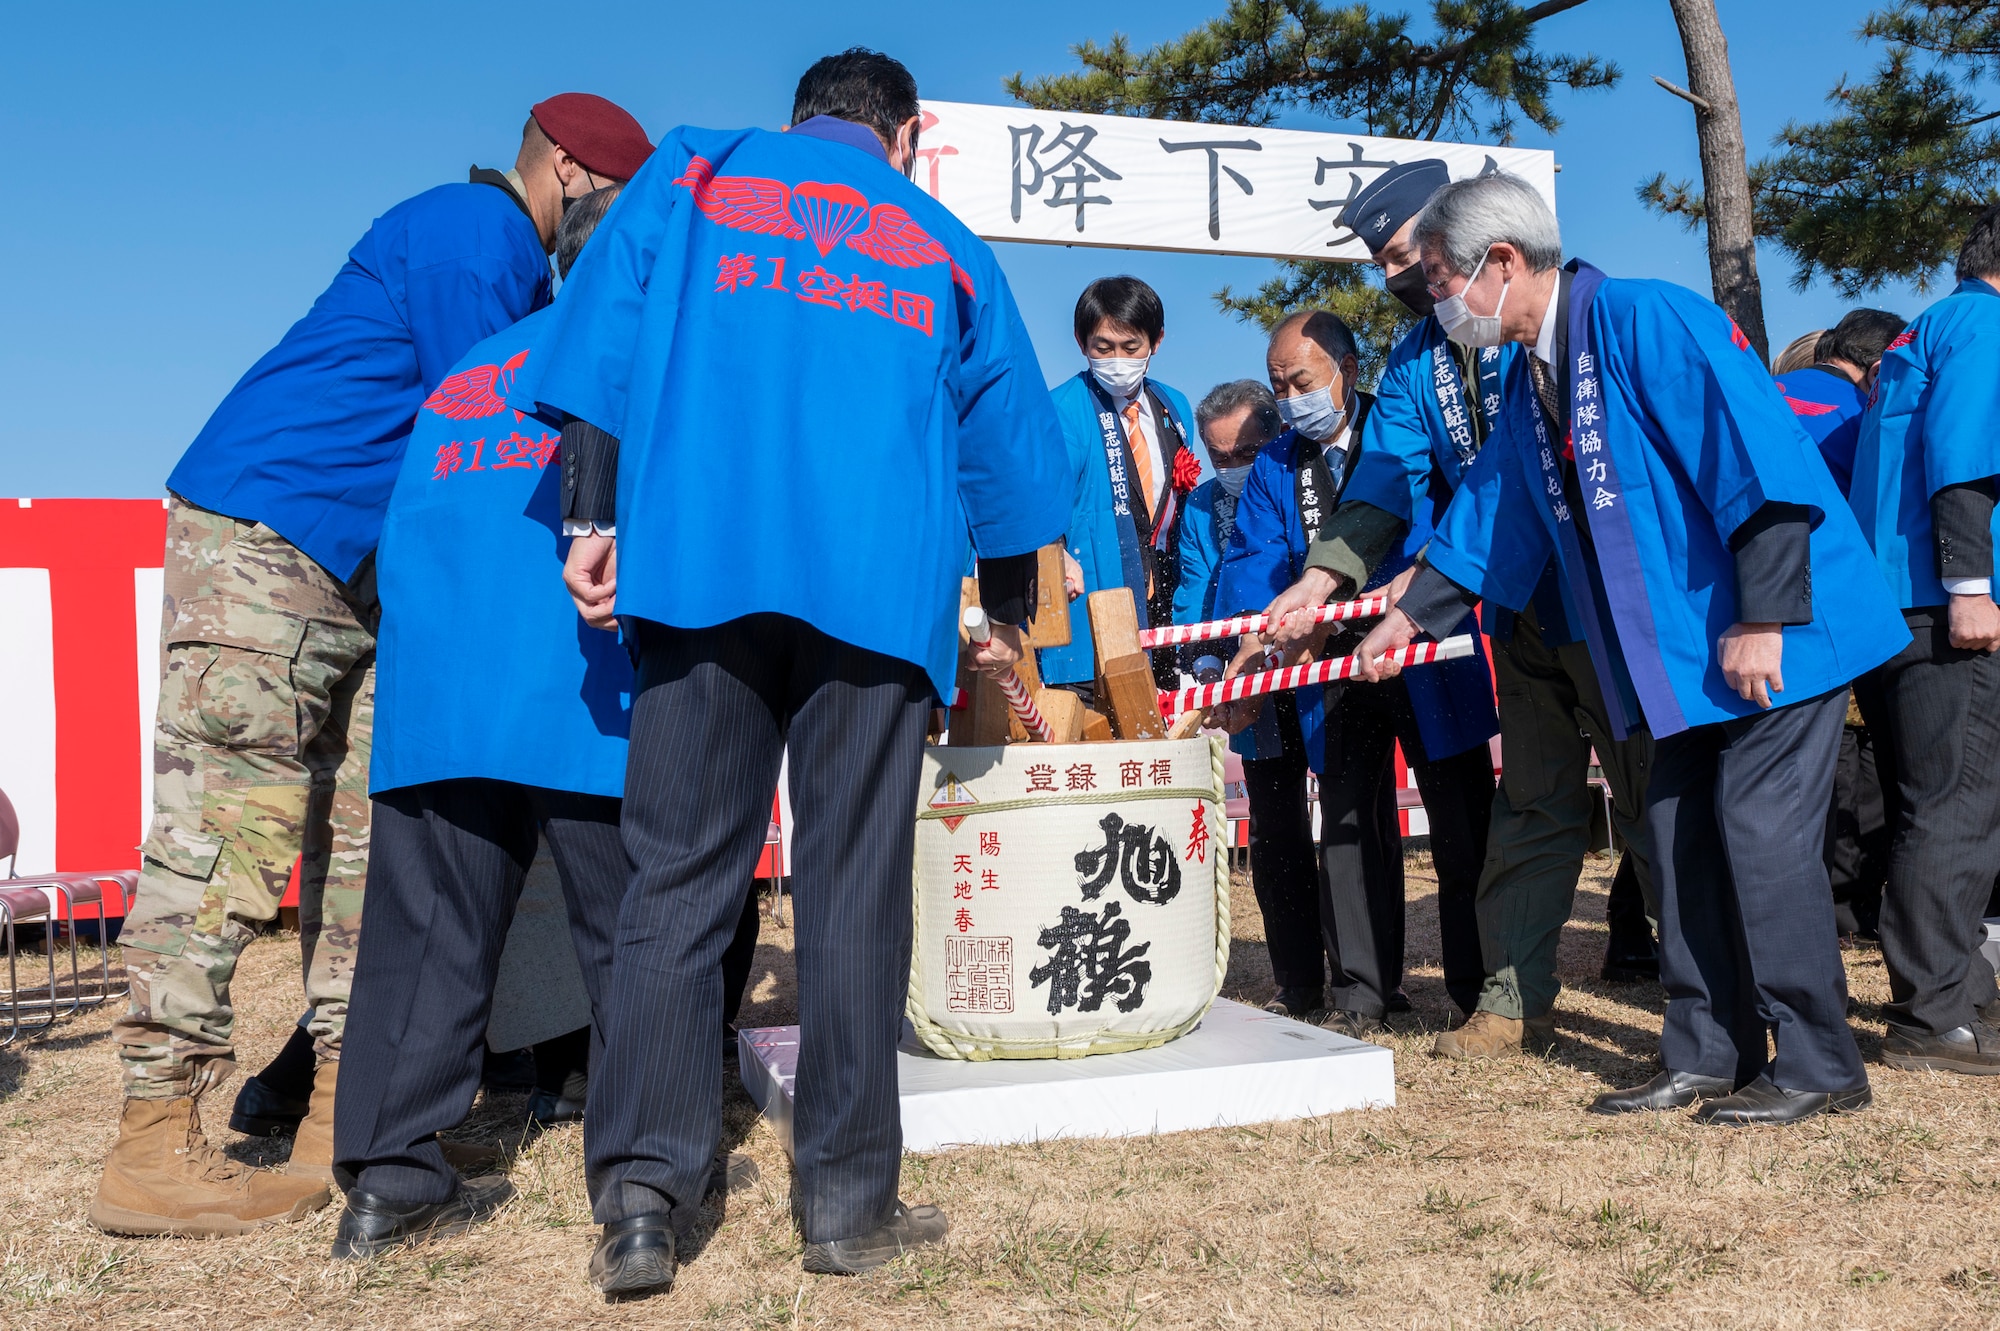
[0,788,133,1011]
[0,884,68,1046]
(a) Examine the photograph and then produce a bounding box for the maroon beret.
[531,93,653,182]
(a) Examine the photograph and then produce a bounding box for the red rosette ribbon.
[1171,445,1203,495]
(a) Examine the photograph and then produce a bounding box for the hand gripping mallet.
[1137,592,1392,650]
[963,607,1056,743]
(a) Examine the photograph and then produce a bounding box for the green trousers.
[113,498,376,1098]
[1472,602,1654,1020]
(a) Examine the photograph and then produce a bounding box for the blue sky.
[1,0,1937,497]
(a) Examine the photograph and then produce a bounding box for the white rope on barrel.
[1136,593,1391,650]
[1158,634,1478,719]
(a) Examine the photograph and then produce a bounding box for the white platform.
[1983,919,2000,976]
[736,997,1395,1156]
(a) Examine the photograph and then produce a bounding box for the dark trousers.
[1473,601,1655,1020]
[1320,677,1495,1018]
[1856,609,2000,1036]
[1650,687,1863,1092]
[334,779,628,1203]
[588,614,932,1244]
[1241,697,1326,992]
[1823,721,1889,937]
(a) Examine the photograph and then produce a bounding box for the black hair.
[791,48,920,151]
[1816,307,1906,371]
[1956,202,2000,281]
[555,184,622,279]
[1073,276,1165,347]
[1270,309,1359,367]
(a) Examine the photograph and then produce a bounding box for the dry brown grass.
[3,856,1999,1330]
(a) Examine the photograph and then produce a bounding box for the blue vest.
[1214,421,1498,771]
[507,123,1072,700]
[1038,372,1201,686]
[168,182,551,580]
[371,307,632,798]
[1849,279,2000,609]
[1425,264,1908,739]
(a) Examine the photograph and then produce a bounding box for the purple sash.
[1562,262,1685,738]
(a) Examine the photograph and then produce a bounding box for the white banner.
[914,100,1556,263]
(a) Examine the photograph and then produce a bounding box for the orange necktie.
[1124,400,1157,516]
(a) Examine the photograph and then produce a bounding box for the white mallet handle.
[1137,593,1391,649]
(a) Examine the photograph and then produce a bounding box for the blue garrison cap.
[1340,159,1452,254]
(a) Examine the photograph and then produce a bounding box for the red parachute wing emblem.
[1885,329,1916,354]
[847,204,977,298]
[673,155,804,240]
[422,348,527,420]
[1783,395,1839,417]
[1729,320,1752,352]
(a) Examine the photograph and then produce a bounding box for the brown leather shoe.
[288,1061,339,1183]
[90,1093,331,1237]
[1432,1010,1556,1060]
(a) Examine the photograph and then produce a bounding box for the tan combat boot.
[1432,1010,1557,1061]
[90,1094,331,1236]
[289,1061,339,1183]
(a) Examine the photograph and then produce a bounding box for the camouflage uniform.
[114,499,377,1099]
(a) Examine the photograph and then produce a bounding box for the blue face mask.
[1275,385,1347,442]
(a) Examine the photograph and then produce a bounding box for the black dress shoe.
[1385,988,1413,1014]
[1261,987,1325,1021]
[1317,1009,1387,1040]
[229,1075,310,1137]
[1882,1021,2000,1075]
[1599,954,1660,984]
[525,1089,586,1127]
[803,1200,949,1275]
[330,1176,516,1259]
[1694,1073,1871,1125]
[590,1213,677,1296]
[1588,1069,1735,1115]
[707,1152,759,1197]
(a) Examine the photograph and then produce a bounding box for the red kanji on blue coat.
[671,155,976,297]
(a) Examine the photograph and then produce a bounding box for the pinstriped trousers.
[587,614,932,1243]
[334,780,628,1203]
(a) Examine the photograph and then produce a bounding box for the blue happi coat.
[371,306,632,798]
[1425,262,1908,740]
[169,182,550,580]
[1171,477,1234,629]
[1772,365,1868,496]
[1338,317,1574,640]
[1039,372,1201,685]
[1214,420,1498,771]
[507,121,1072,700]
[1849,278,2000,608]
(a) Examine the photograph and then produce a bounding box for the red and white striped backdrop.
[0,498,168,877]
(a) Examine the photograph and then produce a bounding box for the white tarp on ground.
[739,997,1394,1155]
[915,100,1557,263]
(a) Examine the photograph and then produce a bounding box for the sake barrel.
[907,736,1230,1060]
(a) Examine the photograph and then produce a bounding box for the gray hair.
[1412,172,1562,277]
[1195,379,1281,443]
[555,184,624,279]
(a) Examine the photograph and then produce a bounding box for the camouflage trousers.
[114,498,377,1099]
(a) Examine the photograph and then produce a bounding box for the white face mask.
[1275,385,1347,442]
[1434,247,1511,348]
[1215,464,1252,497]
[1088,356,1149,397]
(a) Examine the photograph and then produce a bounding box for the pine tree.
[1642,0,2000,297]
[1009,0,1620,379]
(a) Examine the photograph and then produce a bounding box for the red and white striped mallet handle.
[963,607,1056,743]
[1158,634,1477,718]
[1137,593,1391,650]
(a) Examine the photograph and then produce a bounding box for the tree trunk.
[1665,0,1769,363]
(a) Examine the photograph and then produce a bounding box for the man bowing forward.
[509,49,1073,1296]
[1357,173,1910,1126]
